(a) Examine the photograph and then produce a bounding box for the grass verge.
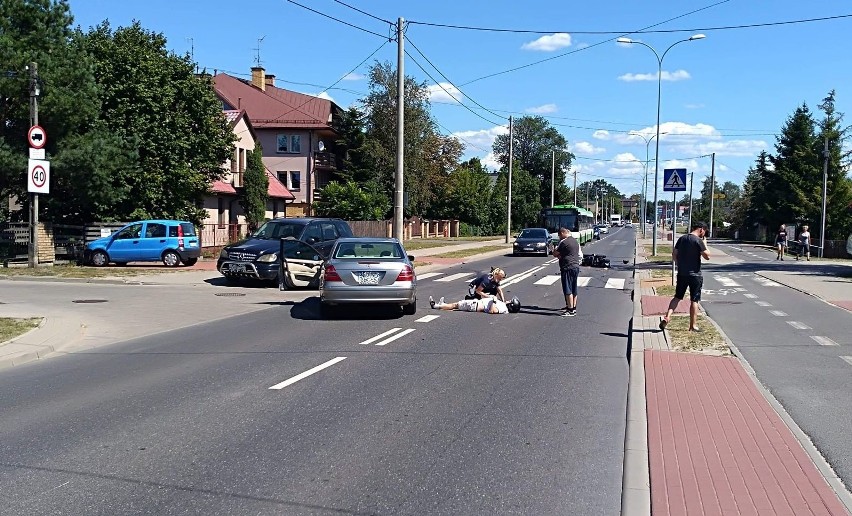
[655,284,676,297]
[0,264,176,279]
[666,315,730,354]
[412,261,433,268]
[0,317,42,343]
[433,245,508,259]
[403,236,502,251]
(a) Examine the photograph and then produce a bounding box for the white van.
[610,214,621,227]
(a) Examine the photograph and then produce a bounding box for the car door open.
[279,239,323,288]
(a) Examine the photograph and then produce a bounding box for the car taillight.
[177,224,184,248]
[396,265,414,282]
[324,264,342,282]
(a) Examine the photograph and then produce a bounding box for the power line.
[332,0,393,25]
[457,0,731,86]
[284,0,390,39]
[404,49,505,127]
[408,12,852,36]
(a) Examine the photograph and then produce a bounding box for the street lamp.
[618,34,706,255]
[629,131,667,238]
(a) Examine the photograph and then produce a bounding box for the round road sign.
[32,164,47,188]
[28,125,46,149]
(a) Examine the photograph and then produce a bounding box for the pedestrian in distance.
[659,221,710,332]
[796,225,811,261]
[775,224,788,260]
[552,227,581,317]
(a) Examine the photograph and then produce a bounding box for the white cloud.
[427,82,462,103]
[481,152,501,170]
[453,125,509,157]
[570,141,606,155]
[592,130,611,141]
[576,42,590,50]
[342,72,365,81]
[618,70,691,82]
[521,33,572,51]
[525,103,558,114]
[309,91,335,102]
[613,122,769,158]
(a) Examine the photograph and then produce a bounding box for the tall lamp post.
[617,34,706,256]
[629,131,667,238]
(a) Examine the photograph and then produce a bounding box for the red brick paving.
[646,350,848,516]
[829,300,852,313]
[642,295,691,316]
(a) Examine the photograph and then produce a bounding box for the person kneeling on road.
[430,295,520,314]
[469,267,506,302]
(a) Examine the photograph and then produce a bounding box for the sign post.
[663,168,687,284]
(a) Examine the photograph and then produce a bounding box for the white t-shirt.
[484,299,509,314]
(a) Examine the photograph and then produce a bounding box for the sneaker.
[438,297,445,306]
[689,327,702,333]
[659,318,668,330]
[429,296,436,309]
[569,309,577,317]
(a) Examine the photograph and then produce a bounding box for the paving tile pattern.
[642,295,691,316]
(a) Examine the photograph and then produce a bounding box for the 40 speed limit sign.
[28,159,50,194]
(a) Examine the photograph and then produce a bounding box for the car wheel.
[402,299,417,315]
[90,250,109,267]
[183,258,198,266]
[162,250,181,267]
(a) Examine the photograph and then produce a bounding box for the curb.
[702,307,852,513]
[0,316,54,370]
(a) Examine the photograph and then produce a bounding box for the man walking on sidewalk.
[660,221,710,332]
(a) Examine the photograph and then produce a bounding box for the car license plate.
[355,271,382,285]
[524,247,533,250]
[228,263,247,273]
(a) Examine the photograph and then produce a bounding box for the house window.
[276,134,301,154]
[217,198,226,229]
[272,200,279,218]
[277,171,287,184]
[289,171,301,192]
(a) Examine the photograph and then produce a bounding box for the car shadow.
[283,297,407,321]
[203,277,278,289]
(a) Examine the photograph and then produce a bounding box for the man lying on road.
[429,295,521,314]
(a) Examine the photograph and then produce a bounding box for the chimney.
[265,74,276,88]
[251,66,265,91]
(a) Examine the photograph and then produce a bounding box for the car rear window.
[180,223,196,236]
[334,242,403,259]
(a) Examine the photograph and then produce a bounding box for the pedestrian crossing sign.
[663,168,687,192]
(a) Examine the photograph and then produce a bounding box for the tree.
[313,180,390,220]
[241,142,267,231]
[815,90,852,239]
[431,157,493,228]
[81,21,234,224]
[768,104,820,229]
[492,116,574,208]
[333,106,371,184]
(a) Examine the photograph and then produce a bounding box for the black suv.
[218,218,353,284]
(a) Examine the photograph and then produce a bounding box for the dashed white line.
[502,266,546,287]
[840,356,852,367]
[811,336,839,346]
[754,277,781,287]
[715,277,741,287]
[373,328,416,346]
[769,310,788,317]
[605,278,626,289]
[435,273,474,282]
[415,315,440,323]
[744,293,758,299]
[787,321,811,330]
[269,357,346,390]
[534,275,561,286]
[360,328,403,345]
[577,277,592,287]
[416,272,444,280]
[756,301,772,307]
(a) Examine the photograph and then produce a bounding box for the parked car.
[84,220,200,267]
[278,237,417,316]
[217,217,353,284]
[513,227,551,256]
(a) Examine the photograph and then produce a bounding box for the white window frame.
[289,171,301,192]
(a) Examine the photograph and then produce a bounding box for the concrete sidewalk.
[624,237,852,515]
[0,238,511,369]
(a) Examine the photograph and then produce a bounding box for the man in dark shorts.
[552,227,581,317]
[660,221,710,332]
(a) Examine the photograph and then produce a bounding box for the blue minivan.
[85,220,201,267]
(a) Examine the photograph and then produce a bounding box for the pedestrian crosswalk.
[418,268,628,290]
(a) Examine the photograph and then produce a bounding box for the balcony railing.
[313,151,337,170]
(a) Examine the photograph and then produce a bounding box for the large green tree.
[815,91,852,239]
[313,180,390,220]
[768,104,821,229]
[81,21,234,224]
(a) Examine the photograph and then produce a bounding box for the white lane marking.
[416,272,444,280]
[755,301,772,307]
[360,328,403,345]
[715,277,741,287]
[577,277,591,287]
[734,288,748,292]
[435,273,474,282]
[744,293,758,299]
[269,357,347,390]
[374,328,416,346]
[502,266,546,287]
[787,321,811,330]
[415,315,440,323]
[545,258,558,264]
[840,356,852,367]
[811,336,839,346]
[753,277,781,287]
[605,278,626,289]
[769,310,788,317]
[534,275,561,286]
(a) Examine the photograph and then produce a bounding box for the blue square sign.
[663,168,687,192]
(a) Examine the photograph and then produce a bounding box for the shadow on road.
[273,297,407,321]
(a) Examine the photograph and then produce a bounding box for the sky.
[68,0,852,198]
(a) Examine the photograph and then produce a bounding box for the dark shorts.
[560,267,580,296]
[674,274,703,302]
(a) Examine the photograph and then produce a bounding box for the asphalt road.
[0,228,636,515]
[700,242,852,491]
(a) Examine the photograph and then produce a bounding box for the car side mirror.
[408,255,415,262]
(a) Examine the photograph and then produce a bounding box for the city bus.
[539,205,595,244]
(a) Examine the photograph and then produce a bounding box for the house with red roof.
[212,67,344,217]
[201,109,295,246]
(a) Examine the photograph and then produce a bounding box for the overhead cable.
[332,0,394,25]
[284,0,390,39]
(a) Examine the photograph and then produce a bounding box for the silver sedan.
[317,238,417,317]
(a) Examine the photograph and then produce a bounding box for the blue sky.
[69,0,852,197]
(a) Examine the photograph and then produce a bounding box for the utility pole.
[505,116,513,243]
[573,169,578,207]
[28,62,39,268]
[393,18,404,241]
[550,149,555,208]
[687,171,694,231]
[708,152,716,239]
[820,134,829,258]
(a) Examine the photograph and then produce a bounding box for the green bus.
[540,205,595,244]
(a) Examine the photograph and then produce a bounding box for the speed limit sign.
[28,159,50,194]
